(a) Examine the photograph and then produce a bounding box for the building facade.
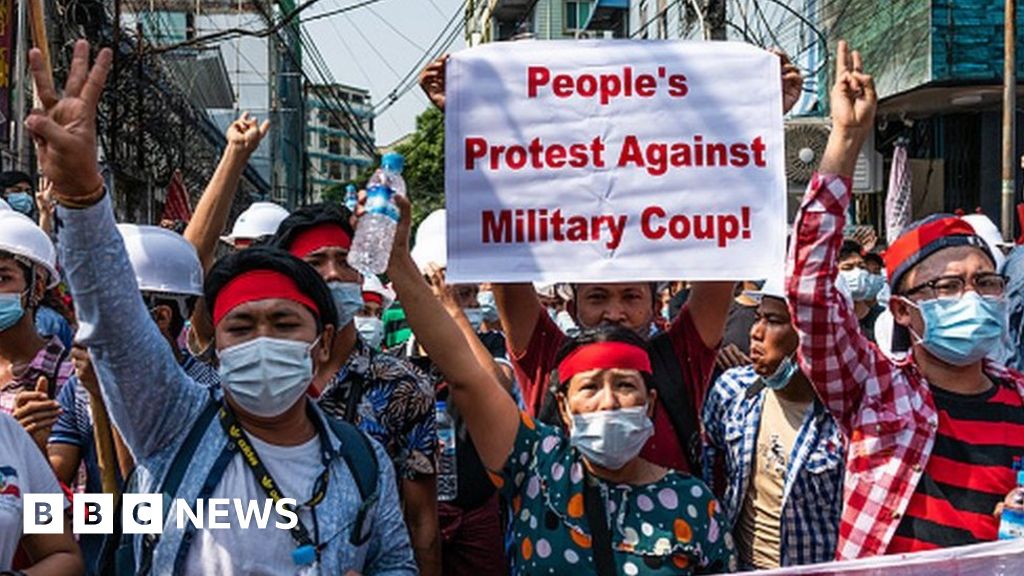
[306,83,375,201]
[466,0,627,44]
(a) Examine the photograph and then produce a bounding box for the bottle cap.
[1017,470,1024,486]
[381,152,405,174]
[345,183,356,194]
[436,400,447,411]
[292,544,317,566]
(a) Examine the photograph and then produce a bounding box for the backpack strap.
[140,398,220,574]
[323,415,380,546]
[647,332,702,473]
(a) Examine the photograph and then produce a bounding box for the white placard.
[445,40,787,283]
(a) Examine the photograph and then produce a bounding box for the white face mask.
[328,281,363,328]
[218,336,316,418]
[463,308,484,332]
[568,406,654,470]
[839,268,871,301]
[355,316,385,349]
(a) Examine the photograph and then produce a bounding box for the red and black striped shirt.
[888,381,1024,553]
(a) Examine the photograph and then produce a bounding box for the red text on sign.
[527,66,688,105]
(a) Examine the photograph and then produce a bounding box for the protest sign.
[444,40,787,282]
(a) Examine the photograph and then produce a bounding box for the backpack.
[99,399,379,575]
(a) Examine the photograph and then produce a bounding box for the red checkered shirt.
[0,335,73,415]
[786,173,1024,560]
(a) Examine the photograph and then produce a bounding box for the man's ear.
[30,268,47,307]
[315,325,336,363]
[890,296,913,328]
[152,304,174,333]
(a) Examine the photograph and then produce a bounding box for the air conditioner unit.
[785,118,831,193]
[852,129,882,193]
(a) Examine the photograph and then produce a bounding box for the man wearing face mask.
[790,41,1024,559]
[0,211,72,429]
[0,171,36,219]
[703,276,844,569]
[272,204,440,576]
[837,240,887,342]
[28,40,415,574]
[354,275,394,350]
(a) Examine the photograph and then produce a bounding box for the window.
[638,0,649,39]
[657,0,668,39]
[565,1,592,32]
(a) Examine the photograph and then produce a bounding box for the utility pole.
[705,0,726,40]
[1003,0,1017,241]
[13,0,28,170]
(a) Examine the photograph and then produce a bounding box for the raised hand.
[13,376,60,452]
[831,40,876,142]
[226,111,270,158]
[771,49,803,115]
[419,55,448,111]
[24,40,112,200]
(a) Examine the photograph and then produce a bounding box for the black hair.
[205,246,337,331]
[552,325,653,392]
[0,171,31,190]
[142,294,198,340]
[270,203,355,252]
[863,252,885,269]
[839,240,864,262]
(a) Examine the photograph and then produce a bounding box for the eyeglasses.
[902,273,1008,300]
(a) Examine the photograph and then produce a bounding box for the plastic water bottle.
[436,400,457,502]
[347,152,406,275]
[999,470,1024,539]
[344,183,358,212]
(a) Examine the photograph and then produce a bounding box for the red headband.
[288,222,352,258]
[557,341,652,383]
[213,269,319,325]
[883,217,977,280]
[363,292,383,306]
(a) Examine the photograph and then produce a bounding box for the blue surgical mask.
[762,353,799,390]
[569,406,654,470]
[5,192,33,215]
[863,273,886,301]
[0,293,25,332]
[839,268,871,301]
[906,293,1008,366]
[463,308,484,332]
[218,336,315,418]
[328,282,363,327]
[355,316,384,349]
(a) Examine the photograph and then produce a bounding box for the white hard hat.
[411,209,446,273]
[745,273,786,302]
[221,202,290,245]
[0,211,59,287]
[117,224,203,296]
[362,274,395,311]
[962,214,1009,272]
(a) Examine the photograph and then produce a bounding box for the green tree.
[320,182,347,206]
[392,106,445,227]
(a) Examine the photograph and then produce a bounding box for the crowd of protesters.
[2,35,1024,576]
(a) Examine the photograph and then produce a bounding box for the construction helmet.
[362,274,396,311]
[117,224,203,296]
[220,202,290,246]
[0,211,59,288]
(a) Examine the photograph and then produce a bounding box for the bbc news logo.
[23,494,300,534]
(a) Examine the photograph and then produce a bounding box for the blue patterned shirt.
[57,196,415,575]
[318,338,436,481]
[702,366,844,567]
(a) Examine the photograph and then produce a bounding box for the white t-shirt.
[0,413,67,569]
[184,434,324,575]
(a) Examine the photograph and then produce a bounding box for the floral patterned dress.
[494,412,737,575]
